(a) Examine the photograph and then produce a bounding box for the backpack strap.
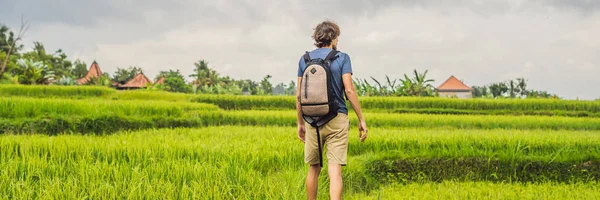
[303,51,311,65]
[316,127,324,167]
[324,50,339,63]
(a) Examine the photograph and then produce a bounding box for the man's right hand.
[298,124,306,143]
[359,120,368,142]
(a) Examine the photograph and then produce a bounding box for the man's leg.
[307,164,321,200]
[322,114,349,200]
[328,164,343,200]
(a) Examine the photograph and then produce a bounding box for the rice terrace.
[0,84,599,199]
[2,1,600,199]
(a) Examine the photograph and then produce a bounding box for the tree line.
[471,78,560,99]
[0,22,290,95]
[152,60,292,95]
[1,22,562,98]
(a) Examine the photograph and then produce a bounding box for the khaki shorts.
[304,113,350,166]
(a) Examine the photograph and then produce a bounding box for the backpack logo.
[310,68,317,74]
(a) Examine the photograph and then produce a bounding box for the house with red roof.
[76,61,103,85]
[116,73,153,90]
[155,76,166,85]
[436,76,472,98]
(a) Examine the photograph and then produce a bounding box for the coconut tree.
[190,60,221,87]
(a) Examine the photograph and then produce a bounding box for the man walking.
[296,20,368,200]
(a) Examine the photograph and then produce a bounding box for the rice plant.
[1,127,598,199]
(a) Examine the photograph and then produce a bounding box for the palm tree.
[190,60,223,87]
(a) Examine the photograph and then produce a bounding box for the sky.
[1,0,599,99]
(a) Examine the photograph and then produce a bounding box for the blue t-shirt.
[298,47,352,114]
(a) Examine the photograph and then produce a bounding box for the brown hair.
[312,20,340,48]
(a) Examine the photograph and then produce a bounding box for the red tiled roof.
[155,76,165,85]
[437,76,472,91]
[77,61,103,85]
[118,73,152,88]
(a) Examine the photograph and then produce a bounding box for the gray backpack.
[300,49,340,167]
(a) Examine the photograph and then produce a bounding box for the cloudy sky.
[1,0,599,99]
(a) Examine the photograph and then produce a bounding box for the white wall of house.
[439,91,472,99]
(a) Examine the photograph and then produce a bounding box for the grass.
[191,94,600,115]
[4,109,600,135]
[107,90,194,102]
[0,97,219,119]
[0,85,115,98]
[2,86,599,199]
[0,85,193,102]
[382,107,600,117]
[1,127,599,199]
[3,85,599,117]
[347,181,600,200]
[220,110,600,130]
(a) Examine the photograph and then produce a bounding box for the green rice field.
[0,85,598,199]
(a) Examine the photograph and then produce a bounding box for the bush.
[367,157,599,183]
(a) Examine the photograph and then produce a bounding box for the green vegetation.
[192,94,600,117]
[1,24,287,95]
[0,85,114,98]
[4,107,600,135]
[2,18,598,199]
[108,90,194,102]
[0,85,193,102]
[192,94,295,110]
[353,70,436,97]
[348,182,600,200]
[471,77,560,99]
[1,127,598,199]
[153,69,192,93]
[0,84,598,199]
[0,97,218,118]
[2,23,561,98]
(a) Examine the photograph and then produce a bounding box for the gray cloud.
[1,0,599,99]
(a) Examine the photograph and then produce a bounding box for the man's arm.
[342,73,368,142]
[296,77,306,142]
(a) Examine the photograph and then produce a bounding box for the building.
[116,73,153,90]
[76,61,103,85]
[436,76,472,99]
[155,76,166,85]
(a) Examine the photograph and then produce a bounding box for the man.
[296,20,368,200]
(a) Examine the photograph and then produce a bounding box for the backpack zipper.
[304,73,309,98]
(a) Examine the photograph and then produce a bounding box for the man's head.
[312,20,340,50]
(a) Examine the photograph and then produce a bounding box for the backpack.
[300,49,340,167]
